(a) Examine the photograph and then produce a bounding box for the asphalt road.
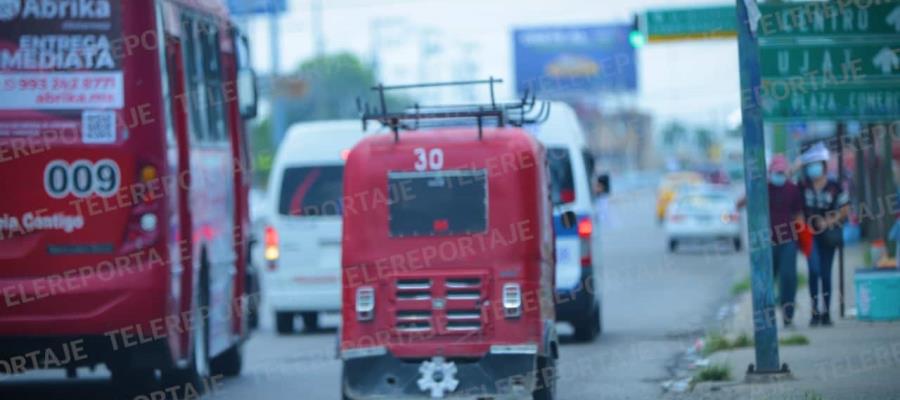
[0,189,747,400]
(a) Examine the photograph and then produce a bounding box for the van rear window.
[547,148,575,205]
[388,170,487,237]
[279,166,344,216]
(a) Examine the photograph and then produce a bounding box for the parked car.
[262,120,366,334]
[665,186,742,252]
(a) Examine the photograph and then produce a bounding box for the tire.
[733,237,742,252]
[572,305,600,342]
[532,356,557,400]
[276,312,295,334]
[668,239,678,253]
[210,344,243,377]
[161,261,211,397]
[110,367,157,398]
[302,312,319,332]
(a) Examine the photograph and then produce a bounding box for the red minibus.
[0,0,258,392]
[341,80,561,399]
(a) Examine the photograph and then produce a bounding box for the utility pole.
[269,5,287,146]
[312,0,325,57]
[735,0,787,379]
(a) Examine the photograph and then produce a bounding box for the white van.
[527,102,603,342]
[263,120,366,334]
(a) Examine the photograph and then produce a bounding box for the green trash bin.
[855,268,900,321]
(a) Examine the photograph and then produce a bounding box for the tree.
[695,127,714,153]
[662,121,687,147]
[284,52,409,122]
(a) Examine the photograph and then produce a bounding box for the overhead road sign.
[641,5,737,42]
[758,0,900,121]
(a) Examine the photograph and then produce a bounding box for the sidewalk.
[672,244,900,400]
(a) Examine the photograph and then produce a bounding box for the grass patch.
[731,276,751,296]
[692,363,732,385]
[780,334,810,346]
[804,391,824,400]
[703,332,732,355]
[732,332,753,348]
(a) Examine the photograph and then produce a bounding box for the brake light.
[356,286,375,321]
[577,218,592,238]
[669,214,686,222]
[721,213,740,224]
[119,163,161,254]
[264,225,279,268]
[502,283,522,318]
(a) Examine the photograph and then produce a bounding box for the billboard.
[227,0,287,15]
[513,25,637,96]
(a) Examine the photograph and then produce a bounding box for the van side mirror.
[596,174,611,195]
[560,210,577,230]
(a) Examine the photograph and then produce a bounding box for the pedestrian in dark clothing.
[767,155,804,328]
[799,143,850,327]
[735,155,804,327]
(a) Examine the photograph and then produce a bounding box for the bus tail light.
[502,283,522,318]
[264,225,279,270]
[356,287,375,321]
[120,163,161,254]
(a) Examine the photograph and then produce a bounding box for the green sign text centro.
[758,0,900,121]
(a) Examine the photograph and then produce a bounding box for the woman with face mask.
[735,155,804,327]
[766,155,805,327]
[799,142,850,327]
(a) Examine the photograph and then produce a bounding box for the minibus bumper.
[342,350,539,400]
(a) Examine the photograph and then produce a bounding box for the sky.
[240,0,742,127]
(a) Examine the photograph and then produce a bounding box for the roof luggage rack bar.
[358,77,549,142]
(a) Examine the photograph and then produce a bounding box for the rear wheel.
[573,305,600,342]
[110,366,157,398]
[668,239,678,253]
[276,312,294,334]
[210,344,243,377]
[733,237,742,252]
[161,262,211,397]
[302,312,319,332]
[532,356,557,400]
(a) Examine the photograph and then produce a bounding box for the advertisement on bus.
[0,0,123,139]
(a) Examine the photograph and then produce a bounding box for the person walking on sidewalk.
[799,143,850,327]
[737,155,804,327]
[767,155,805,328]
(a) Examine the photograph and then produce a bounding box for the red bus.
[0,0,258,392]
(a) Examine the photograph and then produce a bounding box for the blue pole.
[735,0,780,373]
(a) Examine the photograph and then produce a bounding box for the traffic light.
[629,14,646,48]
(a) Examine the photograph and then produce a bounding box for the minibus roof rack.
[358,77,550,142]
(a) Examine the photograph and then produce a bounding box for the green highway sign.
[760,43,900,83]
[643,6,736,42]
[758,1,900,43]
[762,86,900,121]
[755,0,900,120]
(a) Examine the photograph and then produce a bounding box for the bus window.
[199,21,227,143]
[181,15,206,142]
[279,166,345,216]
[387,170,488,237]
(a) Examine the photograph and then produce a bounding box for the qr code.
[81,110,116,144]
